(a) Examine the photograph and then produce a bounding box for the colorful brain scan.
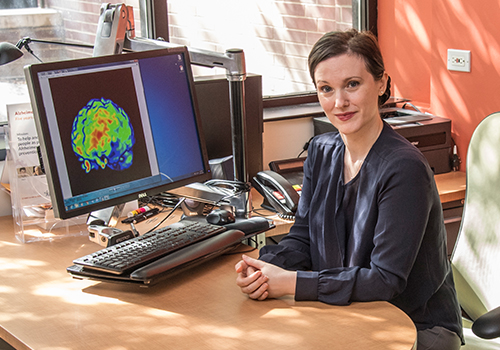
[71,98,136,173]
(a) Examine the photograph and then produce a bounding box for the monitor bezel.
[24,47,212,219]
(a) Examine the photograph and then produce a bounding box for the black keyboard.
[73,220,227,275]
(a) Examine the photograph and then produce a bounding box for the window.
[0,0,143,122]
[167,0,356,96]
[0,1,37,10]
[0,0,376,122]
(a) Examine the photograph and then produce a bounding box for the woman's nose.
[334,91,348,108]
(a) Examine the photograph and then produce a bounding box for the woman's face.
[314,53,387,138]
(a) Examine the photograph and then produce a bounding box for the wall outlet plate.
[447,49,471,72]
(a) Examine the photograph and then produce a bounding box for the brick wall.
[167,0,353,95]
[44,0,141,47]
[1,0,352,94]
[44,0,104,46]
[0,8,66,80]
[0,1,141,80]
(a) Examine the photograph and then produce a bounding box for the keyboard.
[73,220,227,275]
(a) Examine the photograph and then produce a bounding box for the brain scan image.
[71,98,136,173]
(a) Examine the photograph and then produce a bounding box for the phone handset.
[252,170,300,218]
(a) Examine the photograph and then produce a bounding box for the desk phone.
[252,157,305,219]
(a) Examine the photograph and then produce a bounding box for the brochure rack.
[6,102,86,243]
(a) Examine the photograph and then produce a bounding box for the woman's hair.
[308,29,391,106]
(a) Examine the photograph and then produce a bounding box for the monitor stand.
[87,203,125,227]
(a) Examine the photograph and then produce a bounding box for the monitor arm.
[94,4,251,217]
[117,35,246,80]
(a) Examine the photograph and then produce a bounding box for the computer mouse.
[206,209,236,225]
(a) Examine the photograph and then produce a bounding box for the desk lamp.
[0,37,94,65]
[0,42,23,65]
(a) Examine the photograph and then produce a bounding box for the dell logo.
[138,193,147,199]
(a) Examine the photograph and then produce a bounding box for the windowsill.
[263,102,325,122]
[0,8,61,29]
[262,92,325,122]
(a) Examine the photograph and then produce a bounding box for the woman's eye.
[319,85,333,93]
[346,81,360,89]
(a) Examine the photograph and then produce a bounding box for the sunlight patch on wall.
[437,70,471,122]
[402,2,431,52]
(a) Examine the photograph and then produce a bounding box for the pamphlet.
[6,102,51,209]
[5,102,86,242]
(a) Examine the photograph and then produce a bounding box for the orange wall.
[378,0,500,171]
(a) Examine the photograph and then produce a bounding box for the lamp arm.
[13,37,95,64]
[15,38,42,63]
[16,37,94,50]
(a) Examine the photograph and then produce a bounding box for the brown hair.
[308,29,391,106]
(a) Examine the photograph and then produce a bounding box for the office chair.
[451,112,500,349]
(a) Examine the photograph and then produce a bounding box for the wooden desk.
[434,171,466,204]
[0,216,416,350]
[434,171,467,256]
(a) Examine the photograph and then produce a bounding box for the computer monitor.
[24,47,211,219]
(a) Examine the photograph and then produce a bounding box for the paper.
[7,102,51,208]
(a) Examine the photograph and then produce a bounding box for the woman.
[235,29,463,349]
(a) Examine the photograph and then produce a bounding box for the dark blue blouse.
[259,123,463,340]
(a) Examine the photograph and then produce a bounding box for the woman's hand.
[235,254,297,300]
[235,255,269,300]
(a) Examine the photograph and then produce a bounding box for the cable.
[298,136,314,158]
[249,208,269,217]
[204,179,251,207]
[141,197,186,234]
[204,179,250,193]
[139,192,180,208]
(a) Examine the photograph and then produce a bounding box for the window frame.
[139,0,168,40]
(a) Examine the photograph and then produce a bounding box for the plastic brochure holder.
[4,102,87,243]
[6,151,87,243]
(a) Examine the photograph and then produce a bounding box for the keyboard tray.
[67,228,245,285]
[68,217,273,285]
[73,220,227,275]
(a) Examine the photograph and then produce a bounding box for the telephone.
[252,170,301,219]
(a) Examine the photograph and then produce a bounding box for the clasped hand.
[235,254,297,300]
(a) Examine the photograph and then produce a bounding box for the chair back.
[451,111,500,321]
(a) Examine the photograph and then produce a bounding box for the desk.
[435,171,467,256]
[434,171,466,204]
[0,216,416,350]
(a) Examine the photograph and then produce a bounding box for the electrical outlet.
[447,49,471,72]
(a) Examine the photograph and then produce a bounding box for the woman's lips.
[336,112,355,122]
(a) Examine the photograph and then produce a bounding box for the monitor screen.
[24,47,211,219]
